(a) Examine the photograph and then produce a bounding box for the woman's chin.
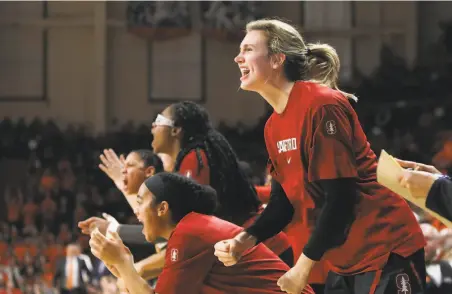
[144,232,154,243]
[151,142,161,154]
[240,80,258,92]
[240,82,251,91]
[125,185,138,196]
[123,186,130,195]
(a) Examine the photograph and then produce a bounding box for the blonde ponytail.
[306,43,357,102]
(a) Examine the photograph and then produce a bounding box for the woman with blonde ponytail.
[214,18,426,294]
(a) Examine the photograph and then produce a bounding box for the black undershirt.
[426,176,452,222]
[303,178,357,261]
[245,179,294,243]
[246,178,357,261]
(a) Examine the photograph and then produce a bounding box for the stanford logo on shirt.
[325,120,337,135]
[396,273,411,294]
[277,138,297,154]
[170,248,179,262]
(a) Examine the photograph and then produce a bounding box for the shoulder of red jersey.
[175,212,212,233]
[264,113,275,131]
[168,214,243,265]
[297,81,350,109]
[173,212,227,239]
[180,149,199,166]
[167,213,213,262]
[165,232,206,266]
[179,149,207,177]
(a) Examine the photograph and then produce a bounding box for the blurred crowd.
[0,119,140,294]
[1,23,452,294]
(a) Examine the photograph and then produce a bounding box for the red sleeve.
[255,185,271,203]
[307,105,358,182]
[155,233,214,294]
[178,150,210,185]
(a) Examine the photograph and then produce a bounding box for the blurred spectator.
[53,243,91,294]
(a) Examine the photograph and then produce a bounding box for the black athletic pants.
[325,249,426,294]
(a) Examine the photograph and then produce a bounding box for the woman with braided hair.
[89,172,314,294]
[151,100,293,264]
[152,101,256,225]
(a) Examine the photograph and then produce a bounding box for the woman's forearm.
[117,260,154,294]
[136,249,166,279]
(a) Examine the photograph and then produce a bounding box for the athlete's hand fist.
[214,239,242,266]
[277,267,308,294]
[214,232,257,266]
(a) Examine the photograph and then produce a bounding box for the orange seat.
[0,241,8,254]
[13,245,27,262]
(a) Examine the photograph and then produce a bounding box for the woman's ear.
[271,53,286,69]
[171,126,182,138]
[157,201,170,217]
[144,166,155,178]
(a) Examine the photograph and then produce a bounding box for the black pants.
[325,249,426,294]
[311,284,326,294]
[61,287,87,294]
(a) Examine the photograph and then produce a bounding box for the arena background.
[1,1,452,293]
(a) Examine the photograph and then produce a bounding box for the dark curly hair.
[131,149,164,173]
[145,172,218,223]
[168,101,260,225]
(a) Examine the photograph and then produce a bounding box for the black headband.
[144,175,165,200]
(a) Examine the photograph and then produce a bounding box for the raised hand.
[99,148,126,191]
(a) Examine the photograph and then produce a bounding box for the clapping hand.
[99,149,126,192]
